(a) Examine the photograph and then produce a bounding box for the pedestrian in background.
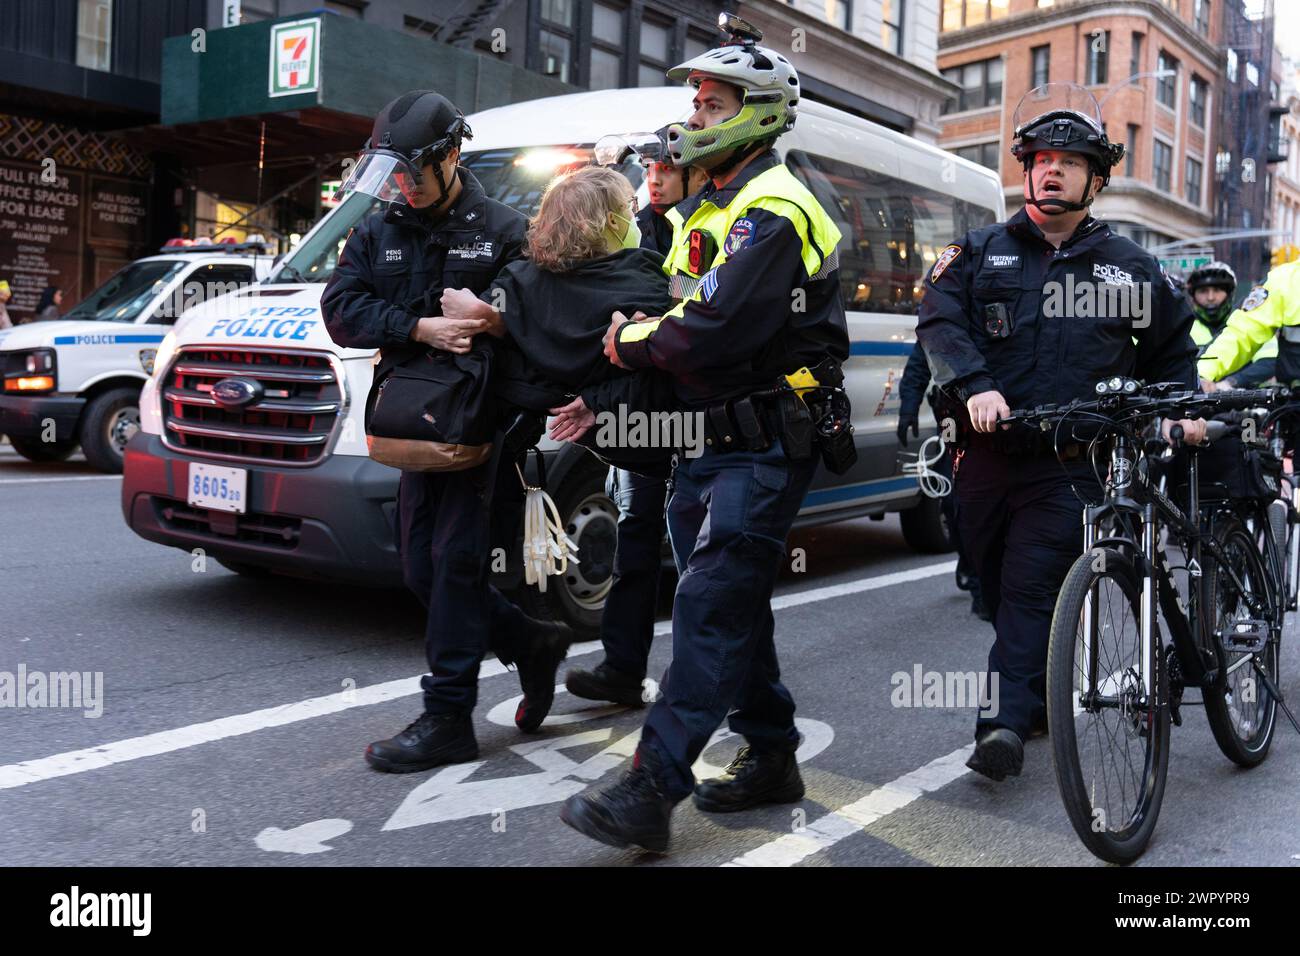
[36,286,63,321]
[0,281,13,329]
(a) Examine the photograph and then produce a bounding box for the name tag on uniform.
[984,254,1020,268]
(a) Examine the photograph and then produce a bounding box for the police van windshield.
[265,147,639,286]
[63,260,187,323]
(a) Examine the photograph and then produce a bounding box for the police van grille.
[162,347,342,465]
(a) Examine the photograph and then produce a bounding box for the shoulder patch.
[724,217,755,256]
[930,244,962,283]
[1242,286,1269,311]
[1159,266,1180,294]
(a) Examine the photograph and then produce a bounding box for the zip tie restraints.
[516,462,579,591]
[901,435,953,499]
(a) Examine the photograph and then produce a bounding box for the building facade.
[1269,57,1300,257]
[936,0,1279,281]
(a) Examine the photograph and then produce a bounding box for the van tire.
[8,436,78,462]
[79,387,140,474]
[899,494,955,554]
[514,454,618,639]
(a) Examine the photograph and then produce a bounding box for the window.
[825,0,849,30]
[1156,51,1178,108]
[1189,75,1208,127]
[940,0,1009,31]
[638,16,672,87]
[940,57,1002,113]
[539,0,576,83]
[882,0,903,54]
[954,142,1000,172]
[1125,124,1138,177]
[684,30,711,62]
[1031,45,1050,88]
[589,2,625,90]
[786,150,998,315]
[1194,0,1211,35]
[1227,48,1238,83]
[76,0,112,71]
[1130,32,1143,78]
[1185,156,1203,205]
[1153,139,1173,192]
[1085,30,1109,86]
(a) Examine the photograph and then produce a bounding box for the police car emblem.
[931,244,961,282]
[1242,286,1269,311]
[724,217,755,256]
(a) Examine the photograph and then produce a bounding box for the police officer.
[565,134,710,707]
[559,16,849,853]
[897,342,988,620]
[1199,259,1300,389]
[322,91,573,774]
[917,88,1203,781]
[1188,261,1276,387]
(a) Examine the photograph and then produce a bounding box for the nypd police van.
[121,87,1003,634]
[0,243,274,472]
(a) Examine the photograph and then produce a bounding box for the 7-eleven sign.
[269,19,320,97]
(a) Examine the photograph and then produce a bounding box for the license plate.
[187,463,247,514]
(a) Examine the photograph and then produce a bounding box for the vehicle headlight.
[148,332,179,380]
[3,348,57,393]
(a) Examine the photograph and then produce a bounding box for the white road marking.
[0,475,121,484]
[0,560,954,791]
[723,743,975,867]
[254,819,353,855]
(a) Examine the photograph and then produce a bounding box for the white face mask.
[612,211,641,250]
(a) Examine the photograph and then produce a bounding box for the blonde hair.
[526,166,633,272]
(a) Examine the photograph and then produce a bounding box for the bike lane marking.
[0,559,957,791]
[723,743,975,867]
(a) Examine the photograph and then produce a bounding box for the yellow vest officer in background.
[1200,260,1300,389]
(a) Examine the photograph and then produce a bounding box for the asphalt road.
[3,438,1299,868]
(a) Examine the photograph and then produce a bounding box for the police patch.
[724,217,755,256]
[931,244,962,283]
[1242,286,1269,311]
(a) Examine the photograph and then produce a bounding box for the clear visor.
[340,150,423,204]
[1014,82,1103,132]
[593,132,666,168]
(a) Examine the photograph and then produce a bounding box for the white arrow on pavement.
[254,818,354,854]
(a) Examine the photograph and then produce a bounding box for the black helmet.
[1011,110,1124,184]
[1186,260,1238,294]
[342,91,472,205]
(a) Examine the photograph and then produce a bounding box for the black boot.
[970,587,992,622]
[693,744,805,813]
[560,748,676,853]
[514,620,575,732]
[966,727,1024,781]
[365,711,477,773]
[565,660,646,707]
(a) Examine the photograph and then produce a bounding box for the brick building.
[936,0,1247,257]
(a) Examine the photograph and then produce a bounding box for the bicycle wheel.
[1201,517,1279,767]
[1048,547,1170,864]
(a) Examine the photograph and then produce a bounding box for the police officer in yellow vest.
[1200,259,1300,389]
[560,15,849,854]
[1187,260,1277,387]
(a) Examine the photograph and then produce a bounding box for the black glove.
[897,410,919,448]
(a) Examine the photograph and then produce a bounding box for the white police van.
[121,87,1003,634]
[0,242,274,472]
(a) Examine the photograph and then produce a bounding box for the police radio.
[687,228,715,276]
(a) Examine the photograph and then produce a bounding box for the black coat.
[321,167,527,381]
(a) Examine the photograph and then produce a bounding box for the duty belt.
[701,394,778,453]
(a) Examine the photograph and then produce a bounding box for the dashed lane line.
[0,559,956,790]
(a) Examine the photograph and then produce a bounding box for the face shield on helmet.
[1011,83,1123,213]
[340,113,471,207]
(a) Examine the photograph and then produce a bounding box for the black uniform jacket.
[485,247,675,417]
[916,207,1197,413]
[321,167,527,381]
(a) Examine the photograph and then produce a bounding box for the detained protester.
[559,16,851,853]
[439,165,675,442]
[916,83,1202,782]
[897,341,988,621]
[1187,261,1276,387]
[322,90,573,774]
[563,133,710,707]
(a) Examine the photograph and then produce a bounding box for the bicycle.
[1002,379,1300,864]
